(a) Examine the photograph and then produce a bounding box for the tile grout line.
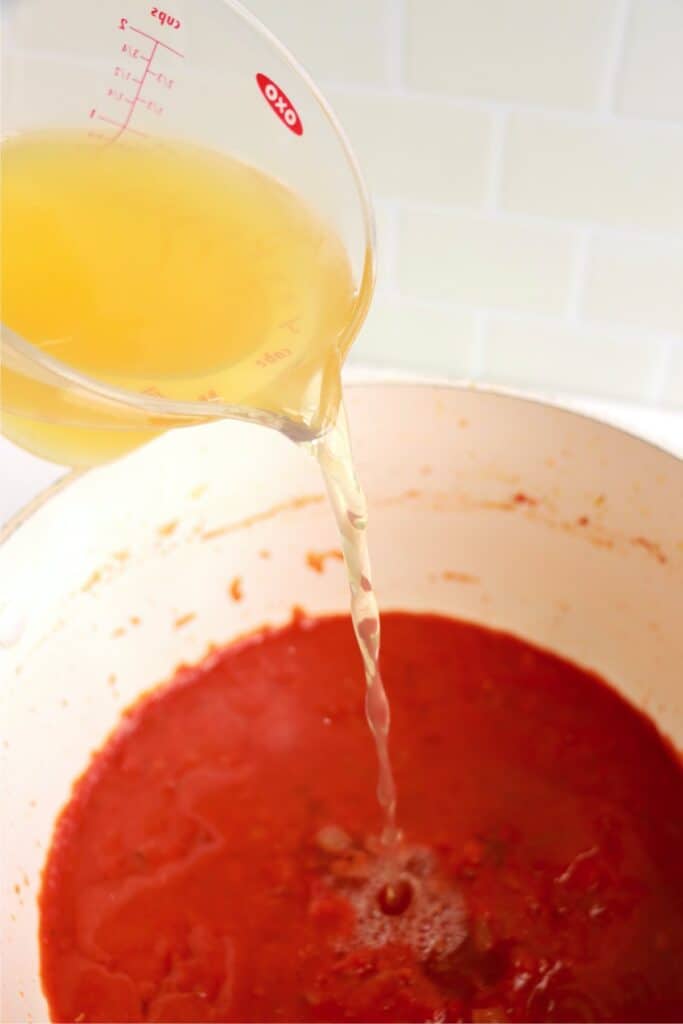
[318,77,683,129]
[373,193,683,247]
[598,0,632,114]
[484,111,507,213]
[566,228,592,323]
[374,290,681,353]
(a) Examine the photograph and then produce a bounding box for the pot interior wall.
[1,383,681,1021]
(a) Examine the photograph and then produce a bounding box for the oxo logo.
[256,74,303,136]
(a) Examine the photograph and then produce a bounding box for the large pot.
[1,382,681,1021]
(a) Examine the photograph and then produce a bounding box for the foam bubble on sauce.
[334,841,466,963]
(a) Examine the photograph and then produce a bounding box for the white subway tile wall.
[405,0,618,109]
[243,0,390,85]
[481,317,663,402]
[583,236,683,336]
[245,0,683,409]
[398,209,577,314]
[359,298,476,374]
[617,0,683,120]
[501,114,683,235]
[324,91,492,206]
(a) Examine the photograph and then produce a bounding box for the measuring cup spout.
[1,322,318,466]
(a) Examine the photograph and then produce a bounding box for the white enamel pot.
[1,382,682,1022]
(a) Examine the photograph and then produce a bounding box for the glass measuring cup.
[1,0,375,466]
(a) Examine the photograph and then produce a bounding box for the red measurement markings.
[107,87,133,103]
[114,66,141,83]
[93,112,148,137]
[148,70,175,89]
[279,316,301,334]
[136,97,164,115]
[107,36,159,140]
[129,24,184,58]
[256,349,291,368]
[150,7,181,30]
[121,42,149,60]
[91,22,183,142]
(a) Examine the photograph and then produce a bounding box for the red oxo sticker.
[256,73,303,136]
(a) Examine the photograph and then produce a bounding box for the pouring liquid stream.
[306,408,399,851]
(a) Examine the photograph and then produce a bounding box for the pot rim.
[2,375,679,548]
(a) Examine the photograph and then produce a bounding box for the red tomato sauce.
[40,613,683,1022]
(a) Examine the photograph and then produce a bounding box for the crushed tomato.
[40,613,683,1022]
